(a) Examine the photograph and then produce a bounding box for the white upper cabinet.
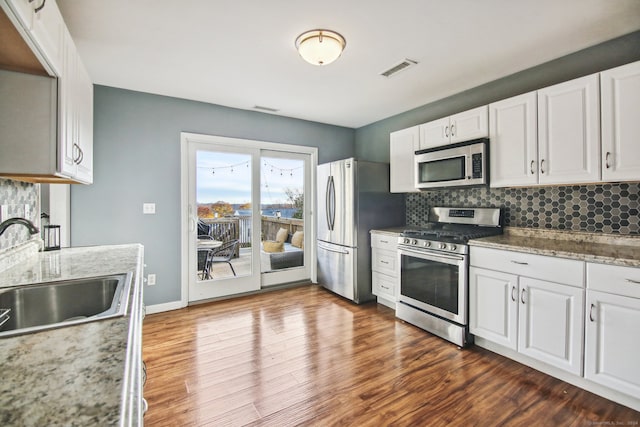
[601,60,640,182]
[537,74,601,185]
[3,0,65,74]
[489,92,538,187]
[389,125,419,193]
[419,106,488,149]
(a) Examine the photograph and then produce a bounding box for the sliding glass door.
[182,134,315,303]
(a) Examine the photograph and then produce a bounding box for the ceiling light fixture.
[295,29,346,66]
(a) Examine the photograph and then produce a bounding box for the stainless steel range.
[396,207,502,347]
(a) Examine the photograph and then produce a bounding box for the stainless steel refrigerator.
[317,158,405,303]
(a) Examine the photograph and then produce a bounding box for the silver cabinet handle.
[521,288,526,304]
[511,260,529,265]
[450,124,455,137]
[605,152,611,169]
[530,160,535,175]
[30,0,46,13]
[589,303,595,322]
[626,278,640,285]
[444,125,449,138]
[511,286,517,302]
[540,159,545,174]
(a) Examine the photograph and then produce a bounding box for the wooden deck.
[142,285,639,426]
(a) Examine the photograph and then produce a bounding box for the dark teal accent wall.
[71,86,354,306]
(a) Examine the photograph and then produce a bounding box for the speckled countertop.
[469,227,640,267]
[0,244,144,426]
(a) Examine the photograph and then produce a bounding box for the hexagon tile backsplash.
[0,178,40,251]
[407,182,640,235]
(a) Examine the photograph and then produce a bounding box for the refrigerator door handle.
[325,176,332,231]
[318,241,350,255]
[328,176,336,231]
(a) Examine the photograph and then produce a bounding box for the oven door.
[398,247,468,324]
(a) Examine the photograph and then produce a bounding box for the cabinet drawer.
[587,263,640,299]
[372,248,398,276]
[371,232,398,250]
[372,271,396,301]
[470,246,584,288]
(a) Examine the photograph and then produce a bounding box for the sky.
[196,151,304,205]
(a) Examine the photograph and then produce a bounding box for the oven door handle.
[399,247,465,263]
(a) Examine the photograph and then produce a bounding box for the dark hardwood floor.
[142,285,639,426]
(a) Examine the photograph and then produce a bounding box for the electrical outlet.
[147,274,156,286]
[143,203,156,214]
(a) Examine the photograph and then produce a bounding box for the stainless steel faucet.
[0,217,39,237]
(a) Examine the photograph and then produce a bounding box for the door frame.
[180,132,318,307]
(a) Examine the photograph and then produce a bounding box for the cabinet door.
[450,105,488,143]
[30,0,64,74]
[537,74,600,185]
[585,290,640,397]
[74,57,93,184]
[469,267,518,350]
[518,277,584,375]
[58,29,77,177]
[419,117,450,149]
[489,92,538,187]
[601,60,640,182]
[389,126,419,193]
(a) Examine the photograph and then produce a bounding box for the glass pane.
[260,157,305,273]
[401,256,459,314]
[419,156,465,182]
[196,150,252,281]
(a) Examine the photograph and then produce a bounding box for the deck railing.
[200,215,304,248]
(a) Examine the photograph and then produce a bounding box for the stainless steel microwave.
[414,138,488,189]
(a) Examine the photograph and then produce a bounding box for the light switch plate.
[143,203,156,214]
[147,273,156,286]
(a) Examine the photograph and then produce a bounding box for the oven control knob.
[439,243,447,250]
[450,244,457,251]
[423,241,431,247]
[404,238,411,244]
[412,239,418,245]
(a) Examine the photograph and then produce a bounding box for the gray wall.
[354,31,640,162]
[71,86,354,306]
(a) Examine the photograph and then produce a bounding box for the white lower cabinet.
[517,277,584,375]
[469,263,584,375]
[370,231,399,308]
[584,263,640,398]
[469,267,518,349]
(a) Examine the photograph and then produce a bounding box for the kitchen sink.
[0,273,131,338]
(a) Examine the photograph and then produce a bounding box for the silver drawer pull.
[380,239,389,244]
[626,278,640,285]
[511,260,529,265]
[381,285,390,290]
[380,260,389,265]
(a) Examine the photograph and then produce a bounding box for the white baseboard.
[145,300,185,315]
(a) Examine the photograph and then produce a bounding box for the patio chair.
[204,239,239,277]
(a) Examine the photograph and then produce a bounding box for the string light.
[200,160,302,179]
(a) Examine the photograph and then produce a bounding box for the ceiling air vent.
[380,59,418,78]
[253,105,279,113]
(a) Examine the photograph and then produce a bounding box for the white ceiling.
[56,0,640,129]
